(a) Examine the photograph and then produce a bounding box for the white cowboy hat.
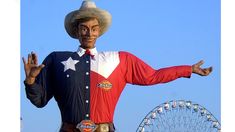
[64,1,112,39]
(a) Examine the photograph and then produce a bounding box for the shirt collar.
[77,47,98,57]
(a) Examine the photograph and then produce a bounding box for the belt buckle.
[98,124,109,132]
[76,120,98,132]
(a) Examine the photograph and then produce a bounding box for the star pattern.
[61,57,79,72]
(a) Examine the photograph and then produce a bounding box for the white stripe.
[91,51,120,78]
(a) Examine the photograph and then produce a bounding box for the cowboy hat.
[64,1,112,39]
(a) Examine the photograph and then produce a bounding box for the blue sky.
[21,0,220,131]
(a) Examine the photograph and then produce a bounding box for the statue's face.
[77,18,100,49]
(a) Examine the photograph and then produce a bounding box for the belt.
[60,122,115,132]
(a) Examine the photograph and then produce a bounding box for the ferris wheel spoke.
[136,100,220,132]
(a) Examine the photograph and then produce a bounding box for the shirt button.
[86,114,89,117]
[86,86,89,89]
[86,100,89,103]
[86,61,89,63]
[86,72,89,75]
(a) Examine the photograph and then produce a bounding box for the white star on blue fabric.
[61,57,79,72]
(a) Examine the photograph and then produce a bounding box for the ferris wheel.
[136,100,221,132]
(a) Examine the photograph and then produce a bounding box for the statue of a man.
[23,1,212,132]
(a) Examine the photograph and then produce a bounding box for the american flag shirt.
[25,47,192,125]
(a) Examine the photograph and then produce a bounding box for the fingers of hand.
[27,52,38,65]
[39,64,45,69]
[22,57,30,75]
[197,60,204,67]
[22,57,26,65]
[198,69,206,76]
[31,52,38,65]
[27,54,32,64]
[208,67,213,72]
[202,67,212,76]
[31,64,45,75]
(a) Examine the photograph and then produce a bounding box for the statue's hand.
[22,52,44,84]
[192,60,212,76]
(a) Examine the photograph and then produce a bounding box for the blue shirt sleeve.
[24,52,55,108]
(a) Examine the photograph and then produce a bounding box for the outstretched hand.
[192,60,212,76]
[22,52,45,84]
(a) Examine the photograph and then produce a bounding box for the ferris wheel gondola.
[136,100,221,132]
